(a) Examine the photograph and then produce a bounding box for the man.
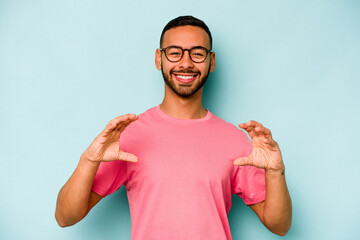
[55,16,292,239]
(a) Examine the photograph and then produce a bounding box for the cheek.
[197,64,210,74]
[161,61,176,73]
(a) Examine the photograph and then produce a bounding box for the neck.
[160,86,207,119]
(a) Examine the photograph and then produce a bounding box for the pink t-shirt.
[92,106,265,240]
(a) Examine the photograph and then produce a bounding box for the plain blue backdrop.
[1,0,359,239]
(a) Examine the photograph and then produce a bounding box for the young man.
[55,16,292,239]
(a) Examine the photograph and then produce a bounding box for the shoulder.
[209,113,248,139]
[118,107,158,149]
[207,112,252,157]
[120,106,159,137]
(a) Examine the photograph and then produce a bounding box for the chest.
[124,129,240,191]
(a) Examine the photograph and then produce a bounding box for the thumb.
[233,155,253,166]
[117,150,138,162]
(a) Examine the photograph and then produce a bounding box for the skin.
[155,26,215,119]
[234,121,292,236]
[55,114,138,227]
[55,25,292,236]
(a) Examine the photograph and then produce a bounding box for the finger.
[117,120,133,133]
[239,121,263,136]
[239,120,263,129]
[111,114,138,127]
[115,119,131,131]
[239,124,262,139]
[245,126,258,138]
[116,115,139,132]
[112,114,138,128]
[254,126,272,138]
[233,155,253,166]
[253,127,278,147]
[103,114,138,135]
[264,138,278,148]
[117,150,138,162]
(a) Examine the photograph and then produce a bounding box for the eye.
[193,52,204,56]
[191,49,206,58]
[166,47,182,56]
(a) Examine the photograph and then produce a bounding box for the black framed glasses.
[160,46,211,63]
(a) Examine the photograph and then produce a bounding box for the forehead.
[162,26,211,49]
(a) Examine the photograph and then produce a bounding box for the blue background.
[1,0,359,239]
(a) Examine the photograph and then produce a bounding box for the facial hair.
[161,65,211,98]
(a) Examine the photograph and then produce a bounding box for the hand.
[233,120,284,172]
[82,114,138,163]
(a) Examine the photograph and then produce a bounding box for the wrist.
[265,165,285,175]
[80,154,101,168]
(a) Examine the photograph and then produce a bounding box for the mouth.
[173,73,198,83]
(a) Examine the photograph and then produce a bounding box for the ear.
[209,51,215,72]
[155,49,162,70]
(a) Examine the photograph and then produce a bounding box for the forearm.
[55,155,100,227]
[262,169,292,235]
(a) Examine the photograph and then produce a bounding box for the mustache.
[171,70,200,74]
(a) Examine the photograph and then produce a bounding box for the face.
[155,26,215,98]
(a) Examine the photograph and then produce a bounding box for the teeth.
[176,75,195,79]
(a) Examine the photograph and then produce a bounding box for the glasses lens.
[165,47,183,62]
[190,47,207,62]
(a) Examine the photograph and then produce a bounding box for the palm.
[234,121,284,171]
[83,114,138,162]
[90,130,122,161]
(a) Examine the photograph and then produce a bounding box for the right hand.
[82,114,139,163]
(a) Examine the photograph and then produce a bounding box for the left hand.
[233,120,284,172]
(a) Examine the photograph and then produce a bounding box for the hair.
[160,16,212,49]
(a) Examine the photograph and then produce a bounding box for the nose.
[178,50,194,69]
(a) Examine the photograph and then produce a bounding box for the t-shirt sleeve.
[231,131,266,205]
[232,165,266,205]
[91,160,128,197]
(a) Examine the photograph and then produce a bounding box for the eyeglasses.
[160,46,211,63]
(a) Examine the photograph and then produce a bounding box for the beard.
[161,66,211,98]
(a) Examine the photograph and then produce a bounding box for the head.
[160,16,213,50]
[155,16,215,98]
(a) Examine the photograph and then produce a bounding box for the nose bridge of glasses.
[179,48,194,64]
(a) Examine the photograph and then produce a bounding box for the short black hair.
[160,16,212,49]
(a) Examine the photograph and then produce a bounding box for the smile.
[173,74,197,83]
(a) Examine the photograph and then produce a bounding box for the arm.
[55,156,103,227]
[249,170,291,236]
[55,114,138,227]
[234,121,292,236]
